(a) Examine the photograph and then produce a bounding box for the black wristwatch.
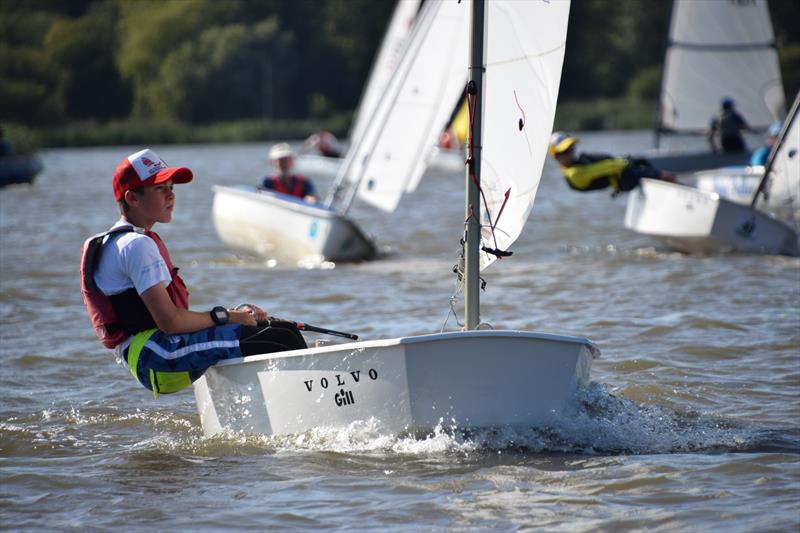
[210,306,229,326]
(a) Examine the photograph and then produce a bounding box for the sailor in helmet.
[258,142,319,202]
[708,97,752,154]
[548,132,677,195]
[749,121,782,166]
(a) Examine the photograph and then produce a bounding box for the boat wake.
[5,386,797,460]
[188,382,799,457]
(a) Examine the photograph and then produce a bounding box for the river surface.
[1,132,798,531]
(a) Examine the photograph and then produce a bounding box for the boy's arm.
[140,282,257,334]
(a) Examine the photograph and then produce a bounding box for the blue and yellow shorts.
[123,324,243,397]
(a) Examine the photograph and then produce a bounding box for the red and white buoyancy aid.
[80,226,190,349]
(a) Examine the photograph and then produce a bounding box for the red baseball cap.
[113,148,193,201]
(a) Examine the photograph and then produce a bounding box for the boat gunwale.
[213,329,599,368]
[213,184,341,219]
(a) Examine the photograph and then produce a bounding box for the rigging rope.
[463,83,514,260]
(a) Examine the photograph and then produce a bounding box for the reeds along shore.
[5,99,662,152]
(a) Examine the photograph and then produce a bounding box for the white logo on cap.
[128,149,167,181]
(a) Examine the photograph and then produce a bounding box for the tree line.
[1,0,798,129]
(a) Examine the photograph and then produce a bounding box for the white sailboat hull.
[193,330,597,437]
[694,165,761,205]
[625,178,799,256]
[212,185,377,263]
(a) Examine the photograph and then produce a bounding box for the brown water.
[1,132,798,531]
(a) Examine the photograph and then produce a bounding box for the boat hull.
[0,156,43,187]
[694,165,761,205]
[624,178,799,256]
[193,330,597,437]
[212,185,377,264]
[643,150,750,174]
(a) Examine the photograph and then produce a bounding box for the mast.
[653,4,674,151]
[750,92,800,209]
[464,0,485,330]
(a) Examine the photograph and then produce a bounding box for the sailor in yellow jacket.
[548,132,676,194]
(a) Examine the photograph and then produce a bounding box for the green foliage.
[44,1,131,120]
[554,99,657,131]
[0,46,62,123]
[32,113,353,147]
[626,66,661,102]
[309,93,333,119]
[561,0,671,100]
[2,123,44,155]
[151,19,295,122]
[0,7,61,46]
[1,0,798,144]
[116,0,232,116]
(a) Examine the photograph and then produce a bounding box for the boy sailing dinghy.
[625,92,799,257]
[642,0,785,173]
[193,0,598,438]
[212,0,420,265]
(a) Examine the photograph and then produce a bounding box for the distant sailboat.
[212,0,420,264]
[0,155,43,188]
[193,0,597,438]
[644,0,785,173]
[625,92,799,256]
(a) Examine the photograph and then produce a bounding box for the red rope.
[464,85,510,258]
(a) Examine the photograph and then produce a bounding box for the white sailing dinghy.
[643,0,785,173]
[193,0,598,438]
[212,0,420,264]
[625,93,800,256]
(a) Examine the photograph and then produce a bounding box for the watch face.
[212,306,228,324]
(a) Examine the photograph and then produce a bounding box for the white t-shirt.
[94,222,171,297]
[95,222,173,361]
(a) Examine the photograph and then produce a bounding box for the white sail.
[352,0,470,213]
[756,92,800,227]
[478,0,570,270]
[325,0,420,208]
[348,0,421,150]
[659,0,784,132]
